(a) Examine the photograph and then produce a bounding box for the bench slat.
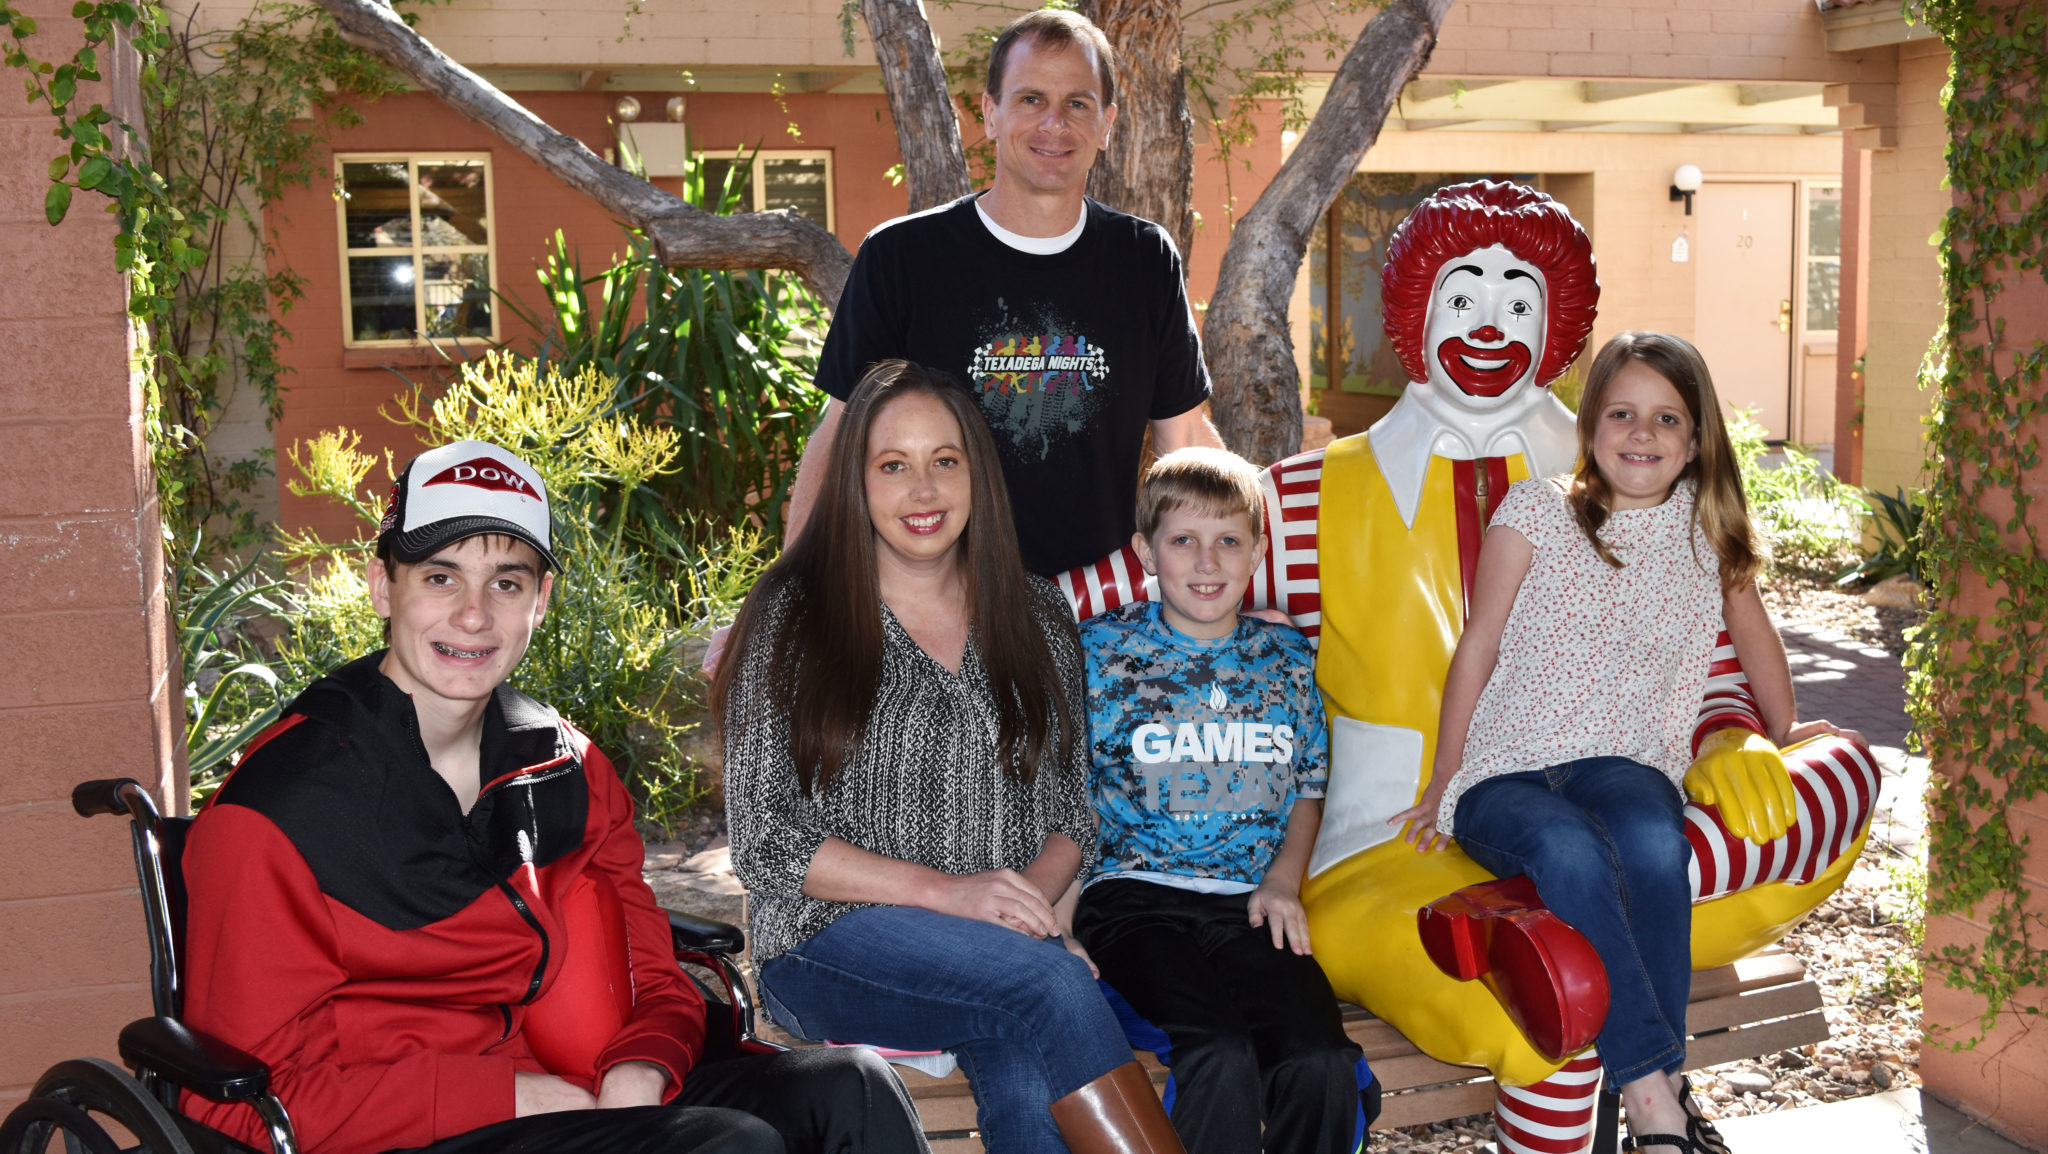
[1684,981,1825,1036]
[1683,1010,1830,1070]
[1376,1079,1499,1130]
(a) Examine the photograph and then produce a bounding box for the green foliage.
[1835,487,1927,588]
[1881,846,1930,1007]
[178,543,290,792]
[208,356,770,827]
[1904,0,2048,1048]
[1726,407,1860,576]
[152,2,408,550]
[503,155,826,542]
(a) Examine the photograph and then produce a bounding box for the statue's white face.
[1422,244,1547,410]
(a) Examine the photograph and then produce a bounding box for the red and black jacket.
[180,653,706,1154]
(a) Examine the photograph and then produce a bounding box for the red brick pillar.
[1917,3,2048,1141]
[1832,136,1871,486]
[0,0,181,1113]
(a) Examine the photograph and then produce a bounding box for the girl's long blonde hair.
[1566,331,1761,593]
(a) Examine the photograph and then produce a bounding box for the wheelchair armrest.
[118,1016,271,1103]
[666,909,745,956]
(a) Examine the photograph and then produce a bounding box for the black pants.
[388,1047,928,1154]
[1075,879,1365,1154]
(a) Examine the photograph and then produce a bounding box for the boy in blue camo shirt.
[1060,448,1366,1154]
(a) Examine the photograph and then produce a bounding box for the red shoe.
[1417,878,1610,1061]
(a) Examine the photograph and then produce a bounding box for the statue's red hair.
[1380,181,1599,389]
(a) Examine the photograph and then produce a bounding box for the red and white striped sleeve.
[1692,628,1770,753]
[1255,449,1328,646]
[1054,544,1154,621]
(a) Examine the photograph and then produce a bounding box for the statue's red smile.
[1436,334,1534,397]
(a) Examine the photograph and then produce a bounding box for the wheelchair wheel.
[0,1058,196,1154]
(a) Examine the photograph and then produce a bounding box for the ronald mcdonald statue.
[1058,181,1879,1154]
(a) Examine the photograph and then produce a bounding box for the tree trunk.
[307,0,855,307]
[1080,0,1194,258]
[861,0,973,211]
[1205,0,1453,463]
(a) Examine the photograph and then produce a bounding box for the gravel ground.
[648,571,1929,1153]
[1761,566,1922,659]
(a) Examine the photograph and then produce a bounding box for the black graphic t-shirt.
[816,194,1212,576]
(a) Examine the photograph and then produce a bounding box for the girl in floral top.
[1391,332,1856,1154]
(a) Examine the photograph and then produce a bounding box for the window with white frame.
[697,151,834,230]
[336,155,497,346]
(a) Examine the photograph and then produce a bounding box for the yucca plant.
[177,543,291,794]
[502,147,827,543]
[1835,487,1926,588]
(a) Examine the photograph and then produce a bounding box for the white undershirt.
[975,198,1086,255]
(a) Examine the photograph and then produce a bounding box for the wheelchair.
[0,778,771,1154]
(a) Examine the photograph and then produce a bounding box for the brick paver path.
[1781,623,1922,851]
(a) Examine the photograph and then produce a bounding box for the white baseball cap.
[377,440,560,571]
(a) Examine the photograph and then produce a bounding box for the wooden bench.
[885,946,1827,1152]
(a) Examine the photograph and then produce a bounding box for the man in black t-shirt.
[785,8,1219,578]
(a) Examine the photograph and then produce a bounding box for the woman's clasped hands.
[931,867,1062,938]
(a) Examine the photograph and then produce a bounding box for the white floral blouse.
[1440,477,1726,831]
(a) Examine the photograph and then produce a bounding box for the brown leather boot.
[1048,1061,1186,1154]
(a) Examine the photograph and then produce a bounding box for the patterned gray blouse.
[722,574,1097,965]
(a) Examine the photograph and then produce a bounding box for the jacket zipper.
[495,875,551,1004]
[404,705,556,1014]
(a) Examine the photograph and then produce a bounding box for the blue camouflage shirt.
[1080,601,1330,891]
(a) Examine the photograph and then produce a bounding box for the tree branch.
[1204,0,1453,462]
[307,0,854,307]
[861,0,972,211]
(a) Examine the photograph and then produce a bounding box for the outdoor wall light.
[613,95,642,122]
[666,96,688,122]
[1670,164,1703,215]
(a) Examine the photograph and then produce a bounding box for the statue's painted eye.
[1447,294,1473,310]
[1508,299,1534,316]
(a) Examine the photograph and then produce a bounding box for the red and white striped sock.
[1494,1052,1603,1154]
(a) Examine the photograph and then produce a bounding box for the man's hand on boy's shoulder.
[1247,881,1312,955]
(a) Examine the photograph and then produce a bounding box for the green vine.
[2,0,183,491]
[1904,0,2048,1046]
[3,0,406,555]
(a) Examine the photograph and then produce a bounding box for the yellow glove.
[1685,728,1799,844]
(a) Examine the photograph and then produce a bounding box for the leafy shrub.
[186,355,770,827]
[1835,487,1926,588]
[1726,407,1860,576]
[177,544,290,788]
[504,152,827,543]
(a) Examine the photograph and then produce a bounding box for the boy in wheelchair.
[180,441,925,1154]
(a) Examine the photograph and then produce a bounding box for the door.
[1693,182,1796,440]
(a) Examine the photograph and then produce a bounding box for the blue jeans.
[757,907,1136,1154]
[1452,757,1692,1088]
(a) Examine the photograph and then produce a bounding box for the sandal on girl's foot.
[1678,1075,1731,1154]
[1621,1134,1694,1154]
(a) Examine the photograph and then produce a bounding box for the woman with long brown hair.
[714,360,1183,1154]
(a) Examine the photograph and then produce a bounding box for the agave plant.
[178,546,290,793]
[501,147,827,543]
[1835,487,1926,588]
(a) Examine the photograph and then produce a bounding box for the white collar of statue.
[1367,380,1578,528]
